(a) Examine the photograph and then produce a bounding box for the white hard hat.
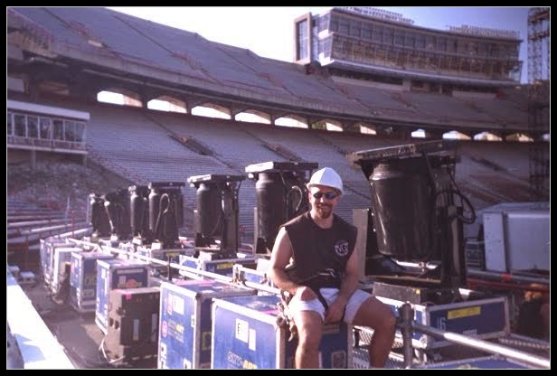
[307,167,343,194]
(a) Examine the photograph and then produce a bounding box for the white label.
[248,328,256,350]
[173,295,184,315]
[235,319,249,343]
[133,319,139,341]
[463,329,478,336]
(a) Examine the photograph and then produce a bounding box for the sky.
[108,6,534,83]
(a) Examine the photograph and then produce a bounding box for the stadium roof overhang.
[12,51,533,136]
[9,22,532,136]
[10,49,396,125]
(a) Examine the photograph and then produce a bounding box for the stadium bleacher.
[8,91,537,241]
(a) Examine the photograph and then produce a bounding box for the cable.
[286,184,304,216]
[62,342,114,368]
[99,336,125,366]
[446,165,476,224]
[434,188,476,225]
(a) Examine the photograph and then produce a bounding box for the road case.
[158,279,255,369]
[211,294,352,369]
[69,251,114,312]
[95,259,149,333]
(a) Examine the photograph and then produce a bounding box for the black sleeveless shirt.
[282,212,357,289]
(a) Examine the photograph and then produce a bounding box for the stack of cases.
[118,241,136,257]
[134,247,194,276]
[158,279,256,369]
[232,264,275,287]
[69,251,114,313]
[40,239,71,288]
[178,254,256,278]
[50,246,83,295]
[103,286,161,366]
[376,294,509,351]
[211,294,352,369]
[95,259,149,334]
[136,247,194,262]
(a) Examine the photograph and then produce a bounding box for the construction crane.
[527,7,550,199]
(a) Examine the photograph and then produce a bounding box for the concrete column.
[30,149,36,169]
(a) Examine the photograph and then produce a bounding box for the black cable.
[435,188,476,225]
[446,166,477,224]
[155,193,169,240]
[422,153,440,264]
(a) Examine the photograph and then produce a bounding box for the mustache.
[316,203,332,209]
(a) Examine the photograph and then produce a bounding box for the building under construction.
[296,7,522,91]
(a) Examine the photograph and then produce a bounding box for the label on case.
[448,306,481,319]
[235,318,249,343]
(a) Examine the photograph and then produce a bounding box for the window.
[14,114,26,137]
[296,19,309,61]
[416,36,425,49]
[75,122,85,142]
[53,119,64,140]
[7,101,88,147]
[426,36,435,50]
[330,19,338,32]
[350,22,360,37]
[65,121,76,142]
[372,26,383,42]
[394,33,404,46]
[7,113,12,136]
[320,37,332,58]
[339,20,349,34]
[437,38,446,52]
[478,43,487,56]
[318,14,330,32]
[362,25,372,40]
[40,118,51,139]
[383,29,394,45]
[27,116,38,138]
[446,39,457,53]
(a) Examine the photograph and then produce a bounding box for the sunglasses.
[312,191,339,200]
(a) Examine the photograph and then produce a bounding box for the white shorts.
[288,288,371,323]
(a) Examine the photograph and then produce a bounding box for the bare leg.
[289,286,324,368]
[291,310,323,368]
[352,296,396,368]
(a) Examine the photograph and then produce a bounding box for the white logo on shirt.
[334,240,350,257]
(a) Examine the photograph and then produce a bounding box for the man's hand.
[294,286,318,300]
[325,296,347,323]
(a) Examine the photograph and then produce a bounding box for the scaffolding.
[527,7,550,199]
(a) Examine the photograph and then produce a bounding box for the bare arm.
[268,227,301,295]
[325,246,360,323]
[338,248,360,303]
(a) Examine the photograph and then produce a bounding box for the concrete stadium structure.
[6,7,550,370]
[7,7,548,241]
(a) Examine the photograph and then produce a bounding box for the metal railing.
[50,236,550,369]
[66,238,279,296]
[397,303,550,369]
